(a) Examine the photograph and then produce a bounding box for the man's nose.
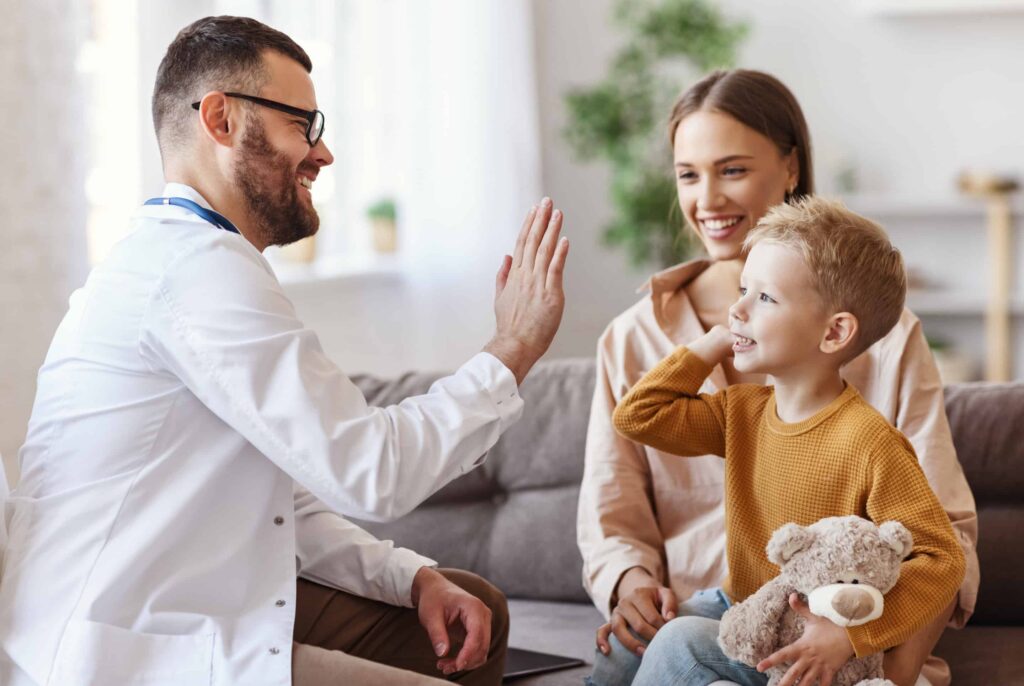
[309,137,334,167]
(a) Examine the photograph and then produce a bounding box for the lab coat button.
[276,599,286,607]
[274,516,285,525]
[269,647,280,655]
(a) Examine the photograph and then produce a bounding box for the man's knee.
[437,568,509,642]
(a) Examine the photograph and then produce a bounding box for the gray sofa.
[354,358,1024,685]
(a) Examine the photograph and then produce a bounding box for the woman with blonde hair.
[578,69,978,686]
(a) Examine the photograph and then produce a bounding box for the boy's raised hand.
[686,324,735,367]
[756,593,855,686]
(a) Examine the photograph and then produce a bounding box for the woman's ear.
[786,147,800,194]
[820,312,858,356]
[195,91,236,146]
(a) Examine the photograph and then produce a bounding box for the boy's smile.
[728,241,833,378]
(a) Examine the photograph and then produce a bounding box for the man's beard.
[235,115,319,248]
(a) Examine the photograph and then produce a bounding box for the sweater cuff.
[672,347,716,391]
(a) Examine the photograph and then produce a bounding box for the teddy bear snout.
[808,582,884,627]
[831,586,876,621]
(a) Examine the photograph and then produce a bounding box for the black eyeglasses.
[191,92,325,147]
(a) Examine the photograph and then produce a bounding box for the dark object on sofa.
[354,359,1024,685]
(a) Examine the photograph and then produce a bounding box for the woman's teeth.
[702,217,741,231]
[733,334,755,347]
[298,177,313,190]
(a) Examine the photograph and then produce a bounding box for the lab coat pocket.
[50,619,214,685]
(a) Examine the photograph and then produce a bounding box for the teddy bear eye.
[852,579,860,584]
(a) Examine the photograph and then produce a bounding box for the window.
[80,0,396,274]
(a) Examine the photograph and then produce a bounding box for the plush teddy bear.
[717,515,913,686]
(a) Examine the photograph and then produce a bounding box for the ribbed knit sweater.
[612,346,966,656]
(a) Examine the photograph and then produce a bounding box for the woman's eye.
[723,166,747,177]
[677,170,697,182]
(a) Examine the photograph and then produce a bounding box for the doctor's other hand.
[484,197,569,386]
[412,566,493,676]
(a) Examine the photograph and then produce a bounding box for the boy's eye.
[759,292,776,304]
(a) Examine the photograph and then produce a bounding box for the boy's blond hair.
[744,196,907,360]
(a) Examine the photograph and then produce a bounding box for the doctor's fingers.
[511,204,538,270]
[518,198,554,272]
[452,603,491,672]
[545,235,569,292]
[532,207,564,276]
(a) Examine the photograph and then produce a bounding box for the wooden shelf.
[908,291,1024,316]
[840,193,1024,219]
[856,0,1024,16]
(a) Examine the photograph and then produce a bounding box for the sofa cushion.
[353,358,595,602]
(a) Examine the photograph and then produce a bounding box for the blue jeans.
[585,588,768,686]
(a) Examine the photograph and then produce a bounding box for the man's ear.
[820,312,858,356]
[195,91,238,147]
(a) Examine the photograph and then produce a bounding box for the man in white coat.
[0,16,570,686]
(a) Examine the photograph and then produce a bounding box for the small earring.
[787,183,797,195]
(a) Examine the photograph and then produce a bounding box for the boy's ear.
[820,312,858,356]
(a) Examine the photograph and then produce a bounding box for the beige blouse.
[577,259,980,686]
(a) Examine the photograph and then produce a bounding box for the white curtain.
[332,0,543,371]
[0,1,89,485]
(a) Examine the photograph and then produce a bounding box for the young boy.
[612,197,965,686]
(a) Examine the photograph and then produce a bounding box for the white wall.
[0,2,88,483]
[528,0,1024,374]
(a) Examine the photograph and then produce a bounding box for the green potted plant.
[563,0,747,268]
[367,198,398,254]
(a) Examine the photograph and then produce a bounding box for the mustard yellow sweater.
[612,346,966,657]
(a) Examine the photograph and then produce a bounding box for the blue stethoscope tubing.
[144,197,240,235]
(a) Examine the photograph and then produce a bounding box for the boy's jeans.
[585,588,768,686]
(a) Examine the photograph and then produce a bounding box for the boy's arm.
[611,325,734,457]
[846,434,967,657]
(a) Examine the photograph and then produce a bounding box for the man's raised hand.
[484,198,569,385]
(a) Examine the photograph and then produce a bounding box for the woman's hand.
[596,569,678,657]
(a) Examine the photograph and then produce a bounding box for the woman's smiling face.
[673,110,798,262]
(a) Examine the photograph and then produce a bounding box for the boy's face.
[729,241,834,376]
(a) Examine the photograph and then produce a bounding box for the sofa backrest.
[943,382,1024,625]
[353,360,1024,623]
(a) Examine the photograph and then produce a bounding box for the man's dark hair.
[152,16,312,157]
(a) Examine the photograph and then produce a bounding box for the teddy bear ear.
[766,522,814,565]
[879,521,914,560]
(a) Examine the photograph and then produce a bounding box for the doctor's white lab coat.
[0,183,524,685]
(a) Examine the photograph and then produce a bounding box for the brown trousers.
[291,568,509,686]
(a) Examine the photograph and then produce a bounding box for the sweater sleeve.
[846,432,967,656]
[611,347,728,458]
